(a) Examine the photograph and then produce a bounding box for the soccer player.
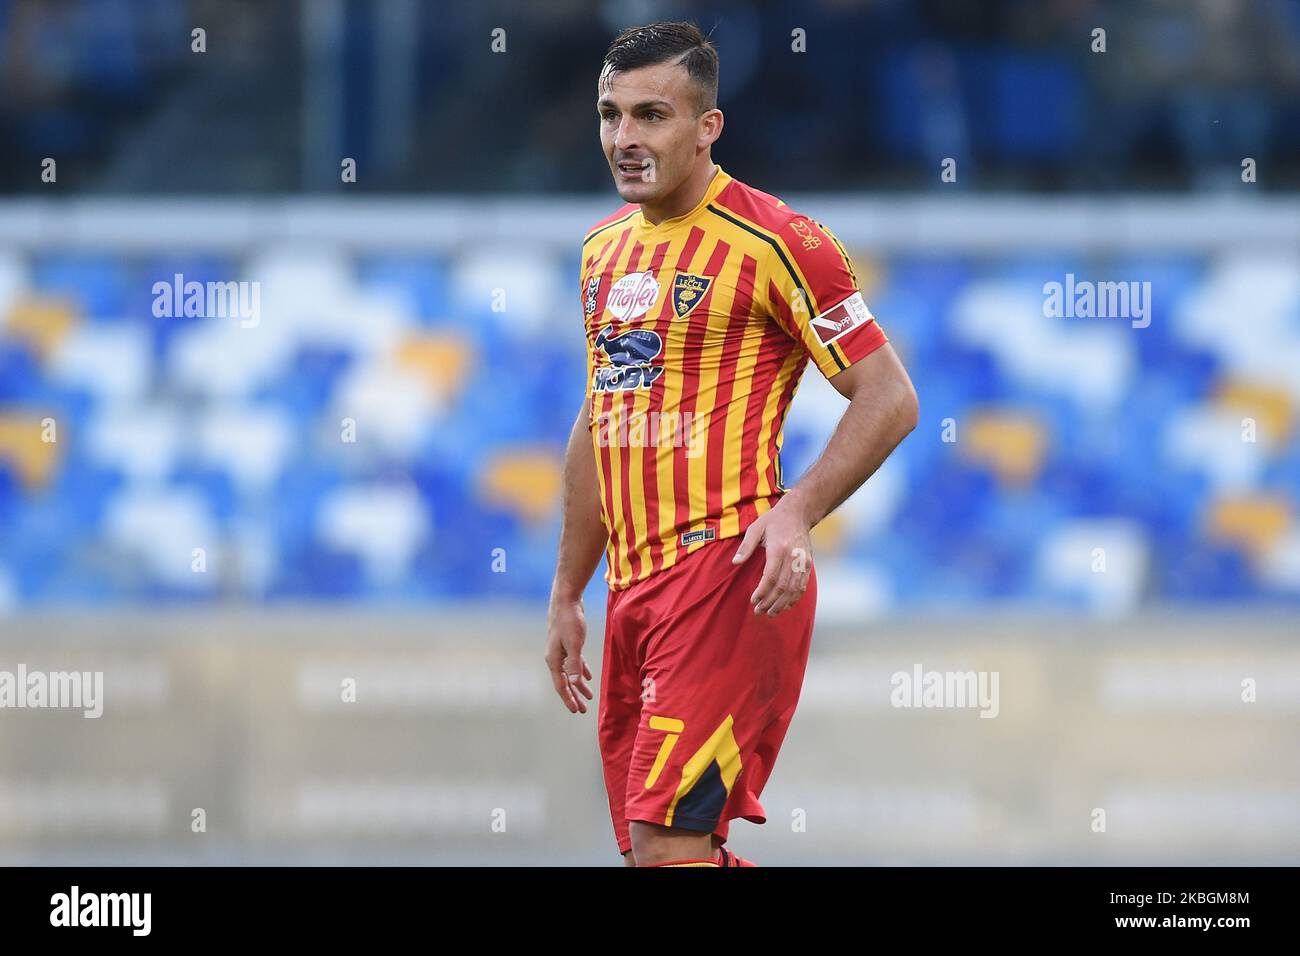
[545,21,918,867]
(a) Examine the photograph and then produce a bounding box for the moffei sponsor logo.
[605,270,660,322]
[890,664,1000,718]
[0,664,103,718]
[1042,273,1151,328]
[152,272,260,328]
[50,886,151,936]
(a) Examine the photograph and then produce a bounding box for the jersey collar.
[634,165,731,234]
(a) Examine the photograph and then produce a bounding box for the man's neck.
[640,160,717,226]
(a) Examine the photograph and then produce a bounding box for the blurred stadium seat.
[2,213,1298,616]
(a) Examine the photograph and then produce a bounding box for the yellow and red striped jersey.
[580,165,887,590]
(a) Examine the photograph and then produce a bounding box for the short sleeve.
[762,215,888,379]
[580,257,597,403]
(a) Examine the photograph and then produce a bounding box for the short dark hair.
[601,21,719,114]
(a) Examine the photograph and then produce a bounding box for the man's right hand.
[545,597,595,714]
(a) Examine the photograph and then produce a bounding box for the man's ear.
[699,108,724,149]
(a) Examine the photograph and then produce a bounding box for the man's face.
[597,60,708,205]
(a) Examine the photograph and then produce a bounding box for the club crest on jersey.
[605,270,660,321]
[584,276,601,317]
[672,272,712,318]
[592,326,664,392]
[810,291,873,346]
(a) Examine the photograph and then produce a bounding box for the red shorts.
[597,538,817,856]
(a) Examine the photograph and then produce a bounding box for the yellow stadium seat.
[0,412,62,491]
[1206,496,1291,560]
[3,297,78,360]
[481,450,563,522]
[1214,380,1293,448]
[960,410,1049,487]
[809,509,847,556]
[394,334,473,403]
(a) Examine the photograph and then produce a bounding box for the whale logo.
[592,326,664,392]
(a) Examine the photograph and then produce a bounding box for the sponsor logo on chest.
[605,270,661,321]
[592,326,664,392]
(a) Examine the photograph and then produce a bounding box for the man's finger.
[769,566,810,616]
[564,656,589,713]
[548,656,578,713]
[566,673,591,710]
[569,657,594,701]
[756,551,795,615]
[768,575,805,616]
[732,520,763,565]
[749,543,786,610]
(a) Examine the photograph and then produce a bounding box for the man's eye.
[601,112,618,122]
[643,112,661,121]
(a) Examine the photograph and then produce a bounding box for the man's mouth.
[616,158,652,179]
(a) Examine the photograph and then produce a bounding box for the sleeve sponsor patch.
[808,290,873,346]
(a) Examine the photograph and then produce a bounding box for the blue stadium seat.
[32,253,131,319]
[357,254,453,325]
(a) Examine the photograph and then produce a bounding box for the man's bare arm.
[544,402,608,714]
[781,342,918,527]
[733,342,919,616]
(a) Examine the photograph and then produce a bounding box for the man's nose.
[613,116,638,151]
